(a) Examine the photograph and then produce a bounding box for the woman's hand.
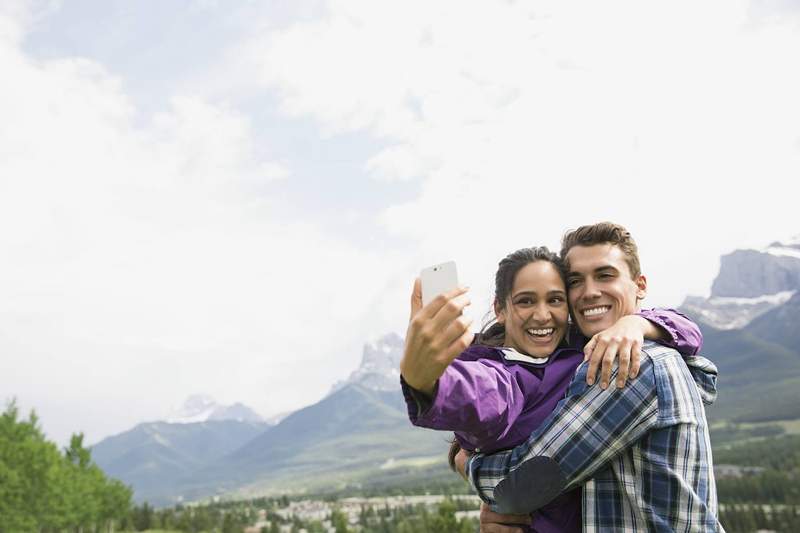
[399,278,474,396]
[583,315,662,389]
[479,503,531,533]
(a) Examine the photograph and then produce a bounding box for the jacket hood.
[683,355,718,405]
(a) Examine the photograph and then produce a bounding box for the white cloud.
[0,5,395,444]
[241,0,800,308]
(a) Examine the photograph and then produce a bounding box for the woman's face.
[496,260,569,357]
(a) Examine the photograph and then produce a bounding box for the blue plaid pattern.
[468,342,724,532]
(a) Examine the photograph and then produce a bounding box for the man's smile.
[581,305,611,318]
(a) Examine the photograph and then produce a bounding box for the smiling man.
[466,222,724,532]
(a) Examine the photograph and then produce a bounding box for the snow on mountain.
[166,394,264,424]
[682,291,796,330]
[682,235,800,329]
[328,332,404,395]
[765,237,800,259]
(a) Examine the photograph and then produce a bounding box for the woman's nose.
[532,304,551,323]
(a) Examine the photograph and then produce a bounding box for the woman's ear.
[494,299,506,325]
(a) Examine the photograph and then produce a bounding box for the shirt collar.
[500,347,551,366]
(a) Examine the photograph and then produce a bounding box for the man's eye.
[567,279,581,287]
[549,297,565,304]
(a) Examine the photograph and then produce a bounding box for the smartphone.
[420,261,459,307]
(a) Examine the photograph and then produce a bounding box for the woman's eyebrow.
[511,290,536,298]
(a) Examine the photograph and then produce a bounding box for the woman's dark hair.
[475,246,567,347]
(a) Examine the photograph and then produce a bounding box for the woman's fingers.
[480,503,531,532]
[409,278,423,321]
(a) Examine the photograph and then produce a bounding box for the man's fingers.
[630,340,642,378]
[599,340,619,390]
[585,336,606,385]
[616,341,632,388]
[583,336,596,362]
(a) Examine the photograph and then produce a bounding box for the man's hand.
[583,315,653,389]
[479,503,531,533]
[399,278,474,396]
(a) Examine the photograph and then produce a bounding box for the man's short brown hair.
[560,222,641,279]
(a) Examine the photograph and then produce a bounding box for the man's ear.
[635,274,647,300]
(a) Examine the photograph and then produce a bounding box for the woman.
[400,247,701,533]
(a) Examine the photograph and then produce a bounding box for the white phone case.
[420,261,459,307]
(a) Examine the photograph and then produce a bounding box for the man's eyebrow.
[594,265,619,274]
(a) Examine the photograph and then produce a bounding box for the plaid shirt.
[467,342,725,532]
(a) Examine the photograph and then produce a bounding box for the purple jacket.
[401,308,702,533]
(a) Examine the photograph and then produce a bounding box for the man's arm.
[583,307,703,389]
[467,356,660,514]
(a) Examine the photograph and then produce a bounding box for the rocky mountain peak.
[329,332,404,395]
[682,234,800,329]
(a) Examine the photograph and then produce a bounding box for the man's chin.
[577,320,612,338]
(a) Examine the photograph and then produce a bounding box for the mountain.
[328,333,404,395]
[94,341,452,506]
[166,394,264,424]
[681,237,800,330]
[172,384,450,504]
[91,419,268,501]
[680,235,800,423]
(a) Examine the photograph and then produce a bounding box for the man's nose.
[583,278,602,299]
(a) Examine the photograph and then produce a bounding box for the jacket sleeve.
[401,358,527,448]
[637,307,703,355]
[466,356,660,514]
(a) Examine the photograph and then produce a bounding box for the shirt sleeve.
[467,357,660,514]
[401,358,527,448]
[637,307,703,355]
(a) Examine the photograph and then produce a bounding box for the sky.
[1,0,799,445]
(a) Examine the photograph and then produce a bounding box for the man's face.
[565,243,647,337]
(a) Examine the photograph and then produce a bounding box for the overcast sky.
[2,0,799,445]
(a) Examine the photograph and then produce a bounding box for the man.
[463,222,723,532]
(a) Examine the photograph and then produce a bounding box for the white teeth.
[583,306,610,317]
[526,328,554,336]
